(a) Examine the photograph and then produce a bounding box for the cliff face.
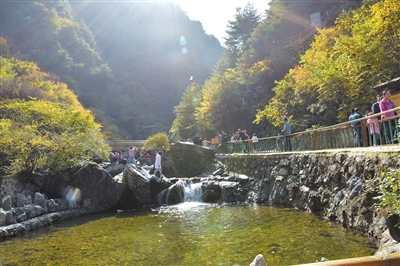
[216,147,400,247]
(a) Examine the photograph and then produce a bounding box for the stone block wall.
[0,191,89,239]
[217,148,400,241]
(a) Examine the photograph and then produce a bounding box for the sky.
[171,0,271,44]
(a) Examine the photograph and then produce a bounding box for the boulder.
[219,181,239,202]
[158,180,185,205]
[33,192,45,205]
[122,164,152,205]
[67,162,127,213]
[250,254,268,266]
[162,142,216,177]
[31,169,67,199]
[103,162,126,177]
[25,204,37,219]
[386,213,400,242]
[202,182,221,203]
[2,195,12,211]
[0,208,6,226]
[5,211,16,225]
[150,177,172,205]
[16,193,27,207]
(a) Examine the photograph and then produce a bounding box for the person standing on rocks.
[128,146,135,164]
[154,151,163,180]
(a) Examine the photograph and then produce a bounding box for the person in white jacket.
[154,151,163,179]
[251,133,258,143]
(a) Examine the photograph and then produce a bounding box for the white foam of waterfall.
[183,181,203,202]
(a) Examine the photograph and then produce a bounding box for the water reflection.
[0,205,376,265]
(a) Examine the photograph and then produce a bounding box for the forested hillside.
[0,0,222,139]
[171,0,400,140]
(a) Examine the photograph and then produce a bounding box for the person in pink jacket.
[379,90,398,144]
[367,112,380,146]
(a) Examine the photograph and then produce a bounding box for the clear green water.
[0,204,376,266]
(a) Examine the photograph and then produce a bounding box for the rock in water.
[67,162,127,213]
[249,254,267,266]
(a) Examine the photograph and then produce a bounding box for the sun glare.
[166,0,269,43]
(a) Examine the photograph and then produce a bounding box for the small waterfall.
[183,181,203,202]
[157,180,203,206]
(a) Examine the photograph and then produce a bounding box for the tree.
[196,69,244,137]
[219,3,261,71]
[171,83,203,140]
[256,0,400,130]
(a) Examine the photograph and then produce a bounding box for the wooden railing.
[217,107,400,154]
[297,252,400,266]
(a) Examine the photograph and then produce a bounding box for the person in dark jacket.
[193,133,202,145]
[349,108,363,147]
[282,117,292,151]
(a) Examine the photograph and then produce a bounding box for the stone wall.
[217,146,400,251]
[0,191,89,239]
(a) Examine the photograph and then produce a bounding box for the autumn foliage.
[0,56,110,177]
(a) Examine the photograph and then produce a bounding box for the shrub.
[377,167,400,216]
[0,57,111,178]
[0,100,110,177]
[142,132,169,151]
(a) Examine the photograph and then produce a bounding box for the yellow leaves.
[0,99,109,175]
[0,57,109,175]
[50,11,78,31]
[142,132,169,151]
[1,56,82,107]
[248,59,270,77]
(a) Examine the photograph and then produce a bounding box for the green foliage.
[172,0,346,138]
[377,167,400,215]
[170,83,202,140]
[142,132,169,151]
[256,0,400,131]
[196,69,243,137]
[0,57,110,177]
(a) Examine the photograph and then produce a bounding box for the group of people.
[211,118,292,152]
[350,90,399,147]
[109,150,127,164]
[190,117,293,153]
[109,146,165,180]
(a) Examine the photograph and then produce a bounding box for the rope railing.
[217,107,400,154]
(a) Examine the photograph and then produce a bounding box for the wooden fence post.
[314,131,320,150]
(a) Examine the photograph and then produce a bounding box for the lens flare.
[189,75,193,80]
[181,47,188,54]
[179,36,186,45]
[65,186,81,202]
